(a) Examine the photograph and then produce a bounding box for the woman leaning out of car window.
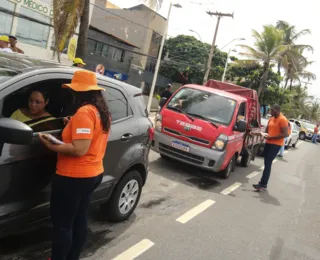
[39,70,111,260]
[10,88,55,126]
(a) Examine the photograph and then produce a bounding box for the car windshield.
[167,87,236,126]
[0,68,19,83]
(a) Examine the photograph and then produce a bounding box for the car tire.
[257,144,265,157]
[220,155,235,179]
[299,132,306,140]
[100,170,142,222]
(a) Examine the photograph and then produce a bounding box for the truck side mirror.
[159,97,167,108]
[0,118,33,145]
[234,120,247,132]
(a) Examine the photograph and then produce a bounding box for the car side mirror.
[0,118,33,145]
[159,97,167,108]
[234,120,247,132]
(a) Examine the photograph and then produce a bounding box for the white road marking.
[273,159,278,163]
[111,239,154,260]
[296,141,303,147]
[176,199,215,224]
[246,171,260,179]
[260,165,265,170]
[284,151,289,154]
[220,182,242,195]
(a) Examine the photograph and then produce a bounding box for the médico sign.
[9,0,53,17]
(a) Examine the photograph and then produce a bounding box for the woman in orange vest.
[39,70,111,260]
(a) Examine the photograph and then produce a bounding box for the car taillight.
[149,127,154,140]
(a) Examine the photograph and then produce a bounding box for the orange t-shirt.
[56,105,109,178]
[314,127,319,134]
[266,113,288,146]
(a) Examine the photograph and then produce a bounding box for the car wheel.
[100,170,142,222]
[299,132,306,140]
[220,155,235,179]
[257,144,265,157]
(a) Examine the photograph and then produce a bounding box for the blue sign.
[105,70,128,81]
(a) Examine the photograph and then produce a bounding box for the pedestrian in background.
[95,64,105,75]
[160,83,173,99]
[9,36,24,54]
[278,121,291,158]
[311,123,319,144]
[0,35,13,53]
[252,104,289,191]
[72,58,86,68]
[39,70,111,260]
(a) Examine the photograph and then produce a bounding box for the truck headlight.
[212,134,228,151]
[155,114,162,132]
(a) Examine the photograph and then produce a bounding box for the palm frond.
[143,0,163,10]
[53,0,84,62]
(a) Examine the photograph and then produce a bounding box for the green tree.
[237,25,285,97]
[159,35,228,84]
[53,0,85,61]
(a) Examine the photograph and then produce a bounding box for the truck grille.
[164,128,210,145]
[159,143,205,165]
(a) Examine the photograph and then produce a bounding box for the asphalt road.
[1,140,320,260]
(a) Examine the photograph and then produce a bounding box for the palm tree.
[75,0,90,59]
[53,0,85,62]
[238,25,285,97]
[143,0,164,10]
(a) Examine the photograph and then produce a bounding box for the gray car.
[0,52,152,235]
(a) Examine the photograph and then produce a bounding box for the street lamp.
[189,29,203,42]
[221,49,237,82]
[146,2,182,114]
[221,38,245,82]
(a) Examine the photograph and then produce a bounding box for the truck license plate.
[172,141,190,152]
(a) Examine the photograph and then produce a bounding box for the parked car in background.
[290,119,319,141]
[0,52,153,236]
[285,122,299,148]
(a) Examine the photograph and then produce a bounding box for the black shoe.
[253,184,266,191]
[277,154,283,158]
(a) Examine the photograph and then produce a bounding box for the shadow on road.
[0,207,136,260]
[149,156,262,193]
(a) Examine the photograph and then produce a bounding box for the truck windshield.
[167,87,236,126]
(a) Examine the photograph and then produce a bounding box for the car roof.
[183,83,247,102]
[0,52,141,96]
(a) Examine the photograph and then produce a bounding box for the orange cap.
[62,70,105,92]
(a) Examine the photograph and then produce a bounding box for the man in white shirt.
[0,35,13,53]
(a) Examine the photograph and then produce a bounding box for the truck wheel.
[220,155,235,179]
[100,170,142,222]
[299,132,306,140]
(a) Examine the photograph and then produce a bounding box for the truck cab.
[152,80,263,178]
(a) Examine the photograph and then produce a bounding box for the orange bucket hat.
[62,70,105,91]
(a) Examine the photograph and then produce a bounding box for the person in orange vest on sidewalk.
[311,123,319,144]
[39,70,111,260]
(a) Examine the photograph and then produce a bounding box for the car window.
[104,87,133,121]
[134,93,147,117]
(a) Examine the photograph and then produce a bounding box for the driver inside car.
[10,88,55,127]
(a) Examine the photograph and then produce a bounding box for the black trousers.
[259,144,281,188]
[50,174,103,260]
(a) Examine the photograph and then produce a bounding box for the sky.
[110,0,319,97]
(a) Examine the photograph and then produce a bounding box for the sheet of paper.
[44,134,65,145]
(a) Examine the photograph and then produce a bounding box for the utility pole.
[203,11,233,84]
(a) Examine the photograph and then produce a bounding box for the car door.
[91,82,140,201]
[0,74,72,218]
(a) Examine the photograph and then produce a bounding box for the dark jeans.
[50,174,103,260]
[259,143,281,188]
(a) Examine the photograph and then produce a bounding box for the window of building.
[16,7,51,48]
[102,45,108,57]
[87,39,96,54]
[110,46,124,62]
[104,87,133,121]
[0,1,15,35]
[95,42,103,55]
